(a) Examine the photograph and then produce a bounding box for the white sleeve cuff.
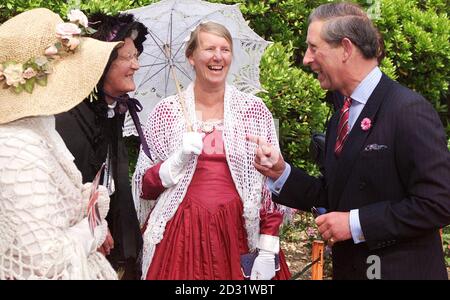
[350,209,366,244]
[268,163,291,195]
[257,234,280,254]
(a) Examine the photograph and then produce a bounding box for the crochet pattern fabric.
[0,116,116,279]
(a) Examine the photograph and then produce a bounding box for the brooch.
[198,119,224,133]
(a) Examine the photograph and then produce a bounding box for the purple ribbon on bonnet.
[103,91,152,160]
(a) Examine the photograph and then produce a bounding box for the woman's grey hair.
[185,21,233,58]
[308,2,383,60]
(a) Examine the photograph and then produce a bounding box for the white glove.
[67,218,108,256]
[159,131,204,187]
[250,249,276,280]
[81,183,110,219]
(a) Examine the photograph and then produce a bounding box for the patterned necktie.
[334,96,352,156]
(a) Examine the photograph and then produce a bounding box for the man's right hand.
[246,134,285,180]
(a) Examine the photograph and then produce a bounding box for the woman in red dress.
[133,22,291,280]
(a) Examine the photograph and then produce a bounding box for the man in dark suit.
[248,2,450,279]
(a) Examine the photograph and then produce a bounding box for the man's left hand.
[315,212,352,246]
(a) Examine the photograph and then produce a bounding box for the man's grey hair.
[309,2,383,60]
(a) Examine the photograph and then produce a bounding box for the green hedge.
[259,42,327,173]
[373,0,450,116]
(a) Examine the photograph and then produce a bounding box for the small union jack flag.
[87,163,105,236]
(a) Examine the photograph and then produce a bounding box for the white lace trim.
[194,119,224,133]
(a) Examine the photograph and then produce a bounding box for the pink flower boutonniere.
[361,118,372,131]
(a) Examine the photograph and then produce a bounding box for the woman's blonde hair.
[185,21,233,58]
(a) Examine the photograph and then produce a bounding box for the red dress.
[142,128,290,280]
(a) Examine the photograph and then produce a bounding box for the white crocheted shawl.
[133,83,283,278]
[0,116,116,279]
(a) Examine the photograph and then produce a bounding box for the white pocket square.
[364,144,388,152]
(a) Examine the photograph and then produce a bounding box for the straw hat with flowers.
[0,8,121,124]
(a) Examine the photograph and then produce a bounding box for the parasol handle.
[171,67,193,132]
[164,44,192,132]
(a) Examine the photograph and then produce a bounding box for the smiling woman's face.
[188,31,232,89]
[103,37,140,96]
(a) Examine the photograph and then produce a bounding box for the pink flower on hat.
[23,67,37,79]
[66,37,80,51]
[361,118,372,131]
[56,22,81,39]
[67,9,89,28]
[44,45,58,56]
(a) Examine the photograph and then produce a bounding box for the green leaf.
[23,78,36,94]
[14,85,23,94]
[54,42,63,51]
[84,27,97,35]
[36,75,48,87]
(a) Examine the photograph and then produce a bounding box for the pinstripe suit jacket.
[274,74,450,279]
